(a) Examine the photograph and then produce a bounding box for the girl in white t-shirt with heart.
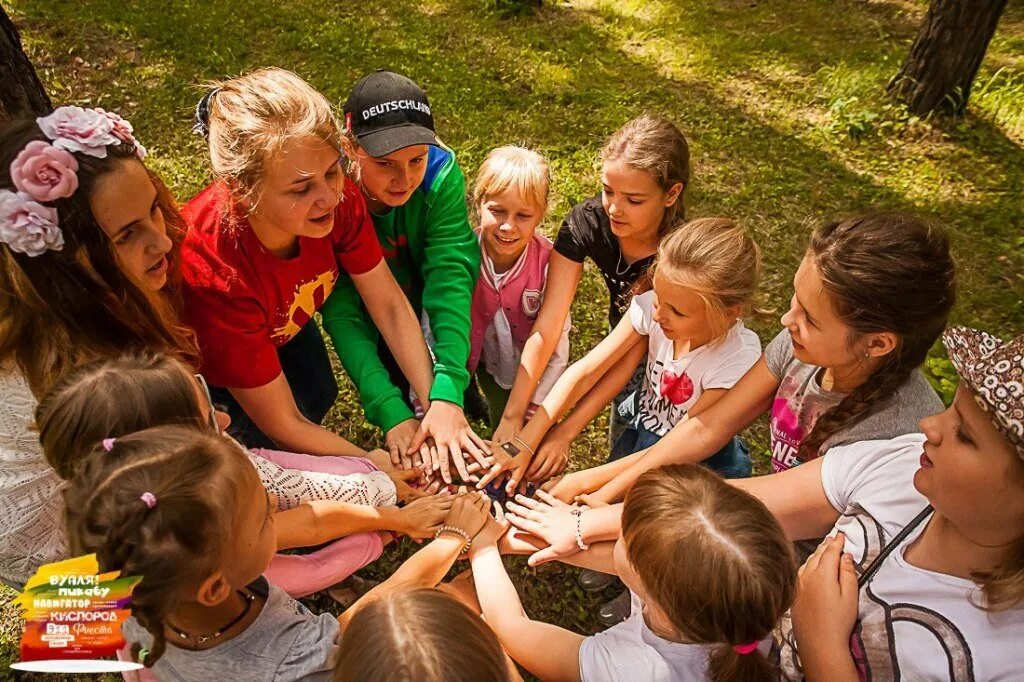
[481,217,763,495]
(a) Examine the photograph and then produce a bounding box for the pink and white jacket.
[470,231,570,405]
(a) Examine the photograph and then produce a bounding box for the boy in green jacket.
[323,71,486,482]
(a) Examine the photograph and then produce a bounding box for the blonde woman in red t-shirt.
[184,68,481,469]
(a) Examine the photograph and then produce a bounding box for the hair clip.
[192,87,221,138]
[137,647,149,664]
[732,641,759,655]
[102,438,116,452]
[140,492,157,509]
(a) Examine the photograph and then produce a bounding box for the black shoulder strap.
[857,505,933,589]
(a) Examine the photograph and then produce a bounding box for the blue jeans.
[210,318,339,449]
[609,424,752,479]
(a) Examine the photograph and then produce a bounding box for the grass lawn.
[2,0,1023,677]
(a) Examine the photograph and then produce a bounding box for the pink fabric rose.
[10,141,79,202]
[0,190,64,256]
[96,108,147,159]
[36,106,118,158]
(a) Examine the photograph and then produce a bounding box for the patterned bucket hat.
[942,326,1024,457]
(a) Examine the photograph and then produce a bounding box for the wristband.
[571,506,589,551]
[435,525,472,554]
[512,436,536,457]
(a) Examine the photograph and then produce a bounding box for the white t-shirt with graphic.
[628,291,761,436]
[774,433,1024,681]
[579,591,715,681]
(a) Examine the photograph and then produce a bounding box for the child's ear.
[664,182,684,208]
[865,331,899,359]
[195,572,232,607]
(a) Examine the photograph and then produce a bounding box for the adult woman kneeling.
[184,68,435,459]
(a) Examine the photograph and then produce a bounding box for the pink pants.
[255,448,386,598]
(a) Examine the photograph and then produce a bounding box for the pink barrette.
[102,438,116,452]
[139,492,157,509]
[732,641,759,655]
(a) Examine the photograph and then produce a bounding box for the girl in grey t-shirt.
[555,213,956,503]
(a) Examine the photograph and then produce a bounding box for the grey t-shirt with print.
[763,329,942,472]
[122,577,338,681]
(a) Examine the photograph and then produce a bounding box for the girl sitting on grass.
[64,424,493,679]
[480,218,762,491]
[469,464,797,681]
[551,213,956,506]
[36,353,457,598]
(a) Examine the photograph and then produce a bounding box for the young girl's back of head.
[622,465,796,682]
[654,217,761,343]
[64,425,257,667]
[473,145,549,216]
[36,353,206,480]
[601,114,690,234]
[798,212,955,458]
[334,588,512,682]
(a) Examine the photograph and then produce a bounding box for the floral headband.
[0,106,147,257]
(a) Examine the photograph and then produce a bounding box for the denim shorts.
[609,423,752,479]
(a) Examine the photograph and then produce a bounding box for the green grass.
[3,0,1024,676]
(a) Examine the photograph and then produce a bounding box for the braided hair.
[63,425,253,666]
[797,213,956,460]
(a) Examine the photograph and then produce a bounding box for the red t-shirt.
[180,180,382,389]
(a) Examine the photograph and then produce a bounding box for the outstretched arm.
[494,253,583,445]
[469,517,585,682]
[336,493,491,634]
[589,357,778,503]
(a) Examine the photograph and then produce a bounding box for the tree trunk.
[888,0,1007,116]
[0,6,51,122]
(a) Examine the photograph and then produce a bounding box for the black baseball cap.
[343,71,440,157]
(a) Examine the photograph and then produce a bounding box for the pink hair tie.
[139,492,157,509]
[732,641,759,655]
[102,438,116,452]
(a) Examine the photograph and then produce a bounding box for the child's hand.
[387,468,428,504]
[443,491,491,540]
[412,402,491,484]
[542,471,589,503]
[476,440,531,496]
[792,533,859,651]
[385,419,422,470]
[469,502,510,557]
[505,491,583,567]
[395,493,454,539]
[526,431,570,482]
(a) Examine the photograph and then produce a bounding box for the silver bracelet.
[571,507,589,551]
[512,436,536,457]
[435,525,472,553]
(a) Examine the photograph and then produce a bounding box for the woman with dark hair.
[0,106,195,585]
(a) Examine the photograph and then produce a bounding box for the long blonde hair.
[202,68,342,207]
[652,217,761,342]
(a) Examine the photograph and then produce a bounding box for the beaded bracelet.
[435,525,472,554]
[571,507,589,551]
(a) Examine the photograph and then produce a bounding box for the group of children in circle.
[0,64,1021,681]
